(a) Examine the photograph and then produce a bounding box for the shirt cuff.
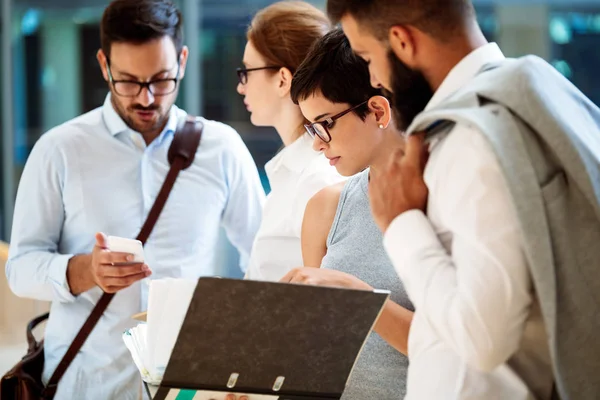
[383,210,441,305]
[48,253,77,303]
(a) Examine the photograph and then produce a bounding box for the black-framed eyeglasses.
[236,66,281,85]
[106,60,181,97]
[305,101,369,143]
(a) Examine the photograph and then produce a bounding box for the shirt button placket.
[134,133,152,217]
[142,151,153,215]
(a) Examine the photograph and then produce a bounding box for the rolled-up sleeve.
[383,125,532,372]
[6,135,76,303]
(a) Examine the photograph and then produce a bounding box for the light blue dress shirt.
[5,94,265,399]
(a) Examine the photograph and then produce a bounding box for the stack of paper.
[123,278,198,385]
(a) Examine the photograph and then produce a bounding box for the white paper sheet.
[151,278,197,374]
[123,278,198,385]
[146,386,279,400]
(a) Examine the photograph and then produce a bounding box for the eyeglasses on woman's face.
[304,101,369,143]
[236,66,281,85]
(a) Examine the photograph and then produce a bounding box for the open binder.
[147,277,389,400]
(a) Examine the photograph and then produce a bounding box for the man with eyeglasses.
[5,0,265,398]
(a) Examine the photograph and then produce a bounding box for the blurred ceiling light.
[21,8,41,36]
[550,17,572,45]
[552,60,573,79]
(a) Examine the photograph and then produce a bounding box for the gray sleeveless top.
[321,169,414,400]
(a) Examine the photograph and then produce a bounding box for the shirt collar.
[267,133,320,174]
[101,93,183,145]
[157,107,182,146]
[102,93,128,136]
[425,42,505,111]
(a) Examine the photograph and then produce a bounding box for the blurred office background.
[1,0,599,369]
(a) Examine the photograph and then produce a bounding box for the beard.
[110,89,175,136]
[385,49,434,131]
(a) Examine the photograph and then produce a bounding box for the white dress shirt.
[6,94,265,399]
[245,133,345,282]
[384,43,552,399]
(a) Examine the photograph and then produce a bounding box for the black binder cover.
[154,277,389,400]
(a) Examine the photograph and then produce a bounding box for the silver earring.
[378,124,384,129]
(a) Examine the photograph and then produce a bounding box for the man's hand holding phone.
[91,233,151,293]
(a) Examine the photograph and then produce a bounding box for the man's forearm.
[67,254,96,295]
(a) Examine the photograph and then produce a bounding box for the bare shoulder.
[301,181,347,267]
[305,181,346,223]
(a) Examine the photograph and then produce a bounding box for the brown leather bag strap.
[26,312,50,352]
[43,117,203,399]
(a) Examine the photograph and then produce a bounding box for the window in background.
[550,9,600,106]
[476,5,497,42]
[22,25,42,160]
[199,4,285,193]
[80,24,106,113]
[0,3,44,240]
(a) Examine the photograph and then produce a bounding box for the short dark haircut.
[291,29,381,120]
[327,0,476,41]
[101,0,183,59]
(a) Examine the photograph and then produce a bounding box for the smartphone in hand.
[106,236,145,264]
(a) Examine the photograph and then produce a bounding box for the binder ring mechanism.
[226,373,286,392]
[226,373,239,389]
